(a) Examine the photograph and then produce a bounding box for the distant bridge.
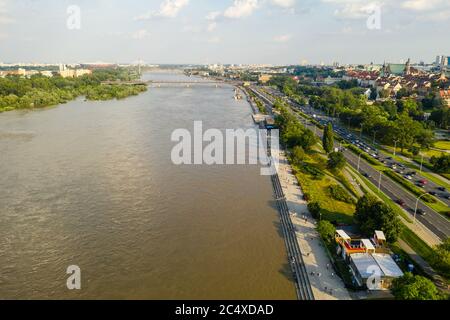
[101,80,230,86]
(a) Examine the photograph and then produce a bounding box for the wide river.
[0,72,296,299]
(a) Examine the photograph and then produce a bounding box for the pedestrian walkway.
[277,153,351,300]
[399,240,449,293]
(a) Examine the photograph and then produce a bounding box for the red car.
[419,180,428,185]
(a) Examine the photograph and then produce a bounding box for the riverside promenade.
[277,152,351,300]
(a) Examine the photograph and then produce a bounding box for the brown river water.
[0,72,295,299]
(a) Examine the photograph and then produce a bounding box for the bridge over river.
[101,79,238,87]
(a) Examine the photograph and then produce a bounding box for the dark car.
[363,173,372,178]
[438,187,446,192]
[416,209,426,216]
[429,191,437,196]
[396,199,406,207]
[416,183,425,188]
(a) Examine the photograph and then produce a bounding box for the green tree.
[391,273,442,300]
[308,202,321,220]
[322,122,334,153]
[430,154,450,173]
[429,238,450,278]
[354,195,401,243]
[317,220,336,244]
[292,146,306,166]
[299,129,318,151]
[327,152,346,171]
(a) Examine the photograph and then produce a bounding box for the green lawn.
[435,140,450,151]
[292,152,355,224]
[400,227,434,260]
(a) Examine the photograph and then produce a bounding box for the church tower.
[404,58,411,76]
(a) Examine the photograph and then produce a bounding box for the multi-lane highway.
[252,86,450,241]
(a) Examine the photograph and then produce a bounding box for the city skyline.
[0,0,449,65]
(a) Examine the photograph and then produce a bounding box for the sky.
[0,0,449,65]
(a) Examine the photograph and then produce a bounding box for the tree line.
[0,68,147,112]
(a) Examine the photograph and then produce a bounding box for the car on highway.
[416,209,426,216]
[363,173,372,178]
[438,187,446,192]
[396,199,406,207]
[419,179,428,185]
[416,183,426,188]
[429,191,437,196]
[404,175,413,180]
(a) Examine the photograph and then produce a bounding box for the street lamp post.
[414,193,428,224]
[378,171,382,193]
[357,153,362,172]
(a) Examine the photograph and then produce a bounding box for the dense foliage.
[275,102,318,151]
[328,185,355,204]
[0,68,147,112]
[429,238,450,279]
[322,122,334,153]
[354,194,402,243]
[391,273,443,300]
[269,76,437,151]
[327,152,346,171]
[317,220,336,244]
[430,153,450,173]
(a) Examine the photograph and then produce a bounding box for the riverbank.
[0,69,147,113]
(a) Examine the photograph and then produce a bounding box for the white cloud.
[271,0,296,8]
[401,0,445,11]
[135,0,189,20]
[274,34,292,42]
[321,0,383,19]
[224,0,259,19]
[132,29,150,39]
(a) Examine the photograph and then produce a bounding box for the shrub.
[308,202,321,219]
[328,185,355,204]
[317,220,336,244]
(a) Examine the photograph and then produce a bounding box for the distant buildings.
[440,90,450,107]
[0,68,54,78]
[343,58,449,99]
[258,74,273,84]
[436,55,450,70]
[335,230,404,290]
[58,64,92,78]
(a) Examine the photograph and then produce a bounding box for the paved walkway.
[399,240,449,293]
[277,153,351,300]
